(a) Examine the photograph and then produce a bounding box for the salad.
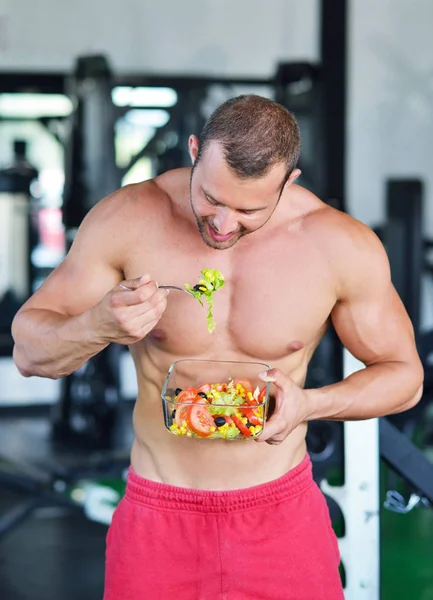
[166,377,267,439]
[185,269,225,333]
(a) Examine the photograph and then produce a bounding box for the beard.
[193,212,247,250]
[189,181,246,250]
[189,170,277,250]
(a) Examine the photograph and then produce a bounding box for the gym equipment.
[385,179,423,341]
[0,140,39,356]
[382,178,433,436]
[0,451,128,539]
[0,140,38,303]
[52,56,123,450]
[62,55,119,230]
[380,418,433,505]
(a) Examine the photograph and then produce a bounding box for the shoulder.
[299,191,390,299]
[81,171,184,232]
[67,175,178,266]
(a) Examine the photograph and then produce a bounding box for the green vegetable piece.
[185,269,225,333]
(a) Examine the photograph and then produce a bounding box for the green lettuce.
[185,269,225,332]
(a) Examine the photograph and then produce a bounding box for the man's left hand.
[255,368,310,445]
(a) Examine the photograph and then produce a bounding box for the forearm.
[12,308,108,379]
[306,360,424,421]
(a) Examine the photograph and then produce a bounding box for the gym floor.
[0,406,133,600]
[1,409,433,600]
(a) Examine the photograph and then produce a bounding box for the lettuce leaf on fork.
[185,269,225,332]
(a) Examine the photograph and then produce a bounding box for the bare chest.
[124,224,336,362]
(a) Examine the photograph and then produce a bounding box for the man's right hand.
[92,275,169,345]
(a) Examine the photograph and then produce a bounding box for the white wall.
[348,0,433,233]
[0,0,319,75]
[348,0,433,329]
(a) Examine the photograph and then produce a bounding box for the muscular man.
[12,95,423,600]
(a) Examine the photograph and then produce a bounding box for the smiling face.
[189,139,299,250]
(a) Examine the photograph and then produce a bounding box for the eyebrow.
[202,188,267,212]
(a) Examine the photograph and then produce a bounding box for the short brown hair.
[195,95,301,186]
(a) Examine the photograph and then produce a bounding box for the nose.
[211,207,239,236]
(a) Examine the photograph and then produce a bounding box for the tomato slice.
[176,387,198,403]
[231,414,251,437]
[233,378,254,394]
[174,403,191,428]
[196,383,211,394]
[187,404,215,437]
[174,389,200,428]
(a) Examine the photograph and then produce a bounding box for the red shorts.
[104,454,343,600]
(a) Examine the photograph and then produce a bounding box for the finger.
[122,287,169,317]
[126,294,168,337]
[257,368,289,393]
[118,274,151,291]
[255,369,290,444]
[255,390,285,443]
[113,281,164,307]
[255,415,285,443]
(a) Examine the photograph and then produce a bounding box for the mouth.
[207,222,237,242]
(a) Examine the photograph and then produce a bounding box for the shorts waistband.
[125,453,313,514]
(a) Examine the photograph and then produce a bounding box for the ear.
[188,135,200,165]
[286,168,302,186]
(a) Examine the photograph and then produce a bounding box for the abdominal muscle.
[129,348,309,491]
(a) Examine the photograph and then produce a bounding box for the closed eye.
[205,195,223,207]
[238,208,260,215]
[204,192,262,214]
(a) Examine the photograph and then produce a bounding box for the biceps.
[331,284,417,366]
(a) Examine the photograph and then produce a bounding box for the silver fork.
[119,283,192,295]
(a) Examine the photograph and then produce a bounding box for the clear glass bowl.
[161,359,271,440]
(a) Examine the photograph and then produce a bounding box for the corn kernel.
[209,426,216,432]
[182,420,188,428]
[180,426,187,434]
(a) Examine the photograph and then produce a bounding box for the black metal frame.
[320,0,347,213]
[0,72,65,94]
[385,179,423,341]
[380,418,433,504]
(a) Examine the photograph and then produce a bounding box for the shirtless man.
[12,95,423,600]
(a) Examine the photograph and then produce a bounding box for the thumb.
[258,367,282,386]
[118,274,152,291]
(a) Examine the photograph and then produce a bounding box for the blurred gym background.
[0,0,432,599]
